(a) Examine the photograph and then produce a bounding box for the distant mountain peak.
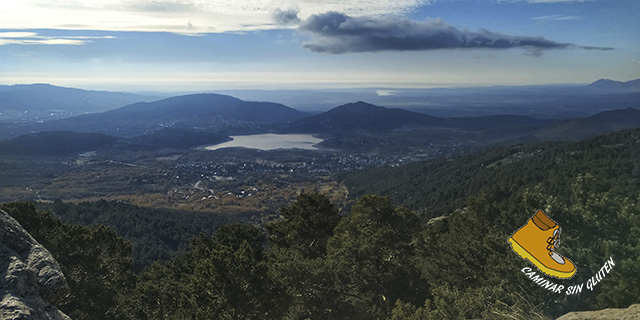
[587,78,640,92]
[341,101,379,107]
[352,100,375,105]
[155,92,242,103]
[590,78,615,84]
[281,101,443,133]
[22,83,55,87]
[331,101,385,112]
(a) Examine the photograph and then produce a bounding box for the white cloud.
[0,0,430,34]
[0,32,40,38]
[0,39,80,45]
[376,90,397,96]
[532,14,581,21]
[0,32,115,46]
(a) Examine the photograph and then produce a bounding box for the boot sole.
[508,237,576,279]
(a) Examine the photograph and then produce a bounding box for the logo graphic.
[508,210,576,279]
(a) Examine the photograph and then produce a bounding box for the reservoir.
[205,133,323,151]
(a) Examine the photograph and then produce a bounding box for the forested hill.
[6,93,306,138]
[535,107,640,141]
[343,128,640,220]
[277,101,444,133]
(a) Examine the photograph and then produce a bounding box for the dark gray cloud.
[272,8,301,25]
[580,45,614,51]
[299,12,611,55]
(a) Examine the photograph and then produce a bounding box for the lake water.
[205,134,323,151]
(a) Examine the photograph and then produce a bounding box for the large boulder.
[557,304,640,320]
[1,209,71,320]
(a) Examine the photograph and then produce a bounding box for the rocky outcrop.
[557,304,640,320]
[1,209,71,320]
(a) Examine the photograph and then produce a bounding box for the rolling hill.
[276,101,444,133]
[343,127,640,219]
[8,93,306,138]
[0,84,157,122]
[535,107,640,140]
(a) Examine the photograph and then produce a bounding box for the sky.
[0,0,639,92]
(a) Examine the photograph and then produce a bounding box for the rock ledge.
[557,304,640,320]
[1,209,71,320]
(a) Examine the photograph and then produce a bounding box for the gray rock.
[557,304,640,320]
[1,208,71,320]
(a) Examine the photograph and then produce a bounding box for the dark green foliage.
[188,224,283,319]
[267,192,341,259]
[0,131,118,155]
[342,129,640,318]
[127,223,287,320]
[0,128,230,156]
[538,107,640,141]
[402,194,553,319]
[521,174,640,313]
[123,261,194,320]
[43,199,237,272]
[1,202,134,320]
[344,128,640,220]
[326,196,428,319]
[266,193,351,319]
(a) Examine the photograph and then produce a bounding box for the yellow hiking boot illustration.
[508,210,576,279]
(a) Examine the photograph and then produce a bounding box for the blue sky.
[0,0,638,92]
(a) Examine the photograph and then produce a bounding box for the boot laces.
[546,228,561,254]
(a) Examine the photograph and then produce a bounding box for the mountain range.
[0,79,638,155]
[276,101,640,143]
[1,78,637,126]
[217,78,640,118]
[1,97,639,156]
